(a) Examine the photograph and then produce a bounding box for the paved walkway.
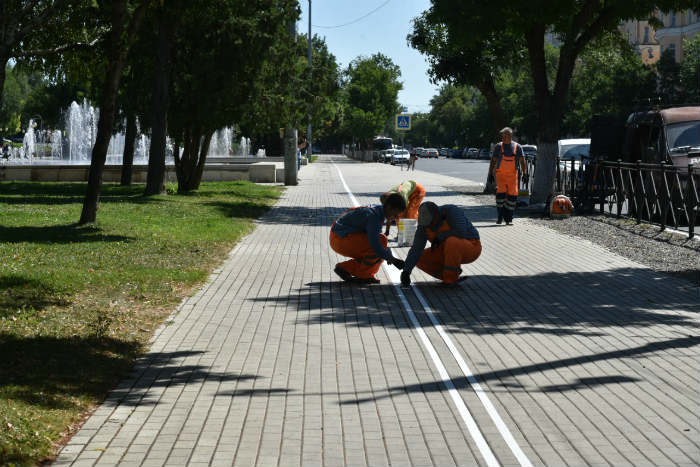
[56,155,700,467]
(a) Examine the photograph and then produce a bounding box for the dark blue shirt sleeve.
[366,212,393,260]
[404,226,428,273]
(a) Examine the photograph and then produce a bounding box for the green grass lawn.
[0,180,282,466]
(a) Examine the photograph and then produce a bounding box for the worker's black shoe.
[334,265,354,282]
[457,275,469,283]
[354,277,380,284]
[496,215,503,225]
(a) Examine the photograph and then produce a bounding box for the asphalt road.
[405,156,490,185]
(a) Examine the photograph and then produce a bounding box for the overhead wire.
[312,0,392,29]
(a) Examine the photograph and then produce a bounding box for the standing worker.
[330,193,407,284]
[380,180,426,236]
[487,127,529,225]
[400,202,481,286]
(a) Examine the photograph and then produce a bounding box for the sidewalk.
[56,155,699,467]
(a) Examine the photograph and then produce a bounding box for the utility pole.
[284,18,298,185]
[307,0,312,159]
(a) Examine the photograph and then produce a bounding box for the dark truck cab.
[591,106,700,168]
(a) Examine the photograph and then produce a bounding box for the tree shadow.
[0,275,70,318]
[0,181,168,205]
[339,334,699,405]
[0,224,133,244]
[206,200,278,220]
[254,268,698,334]
[0,335,271,410]
[254,205,348,227]
[0,334,142,410]
[104,350,268,407]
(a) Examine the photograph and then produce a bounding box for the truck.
[590,106,699,168]
[589,106,699,224]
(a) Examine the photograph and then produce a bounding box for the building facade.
[621,9,699,64]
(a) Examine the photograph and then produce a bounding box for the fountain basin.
[0,163,264,183]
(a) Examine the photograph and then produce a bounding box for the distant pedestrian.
[408,151,417,171]
[380,180,426,236]
[330,193,407,284]
[400,202,481,286]
[487,127,528,225]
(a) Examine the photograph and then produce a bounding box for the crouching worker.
[380,180,426,236]
[400,201,481,286]
[330,193,407,284]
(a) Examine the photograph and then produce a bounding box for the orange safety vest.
[494,142,520,174]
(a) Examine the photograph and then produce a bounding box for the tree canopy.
[341,53,403,147]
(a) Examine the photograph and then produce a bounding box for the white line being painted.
[333,162,500,467]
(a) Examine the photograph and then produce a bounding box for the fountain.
[1,99,279,183]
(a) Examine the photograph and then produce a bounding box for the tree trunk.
[175,127,209,192]
[477,78,506,133]
[0,54,8,111]
[79,0,150,223]
[79,53,125,223]
[120,110,137,185]
[145,5,172,196]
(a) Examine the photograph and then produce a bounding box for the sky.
[297,0,439,114]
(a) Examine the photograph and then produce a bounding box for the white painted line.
[412,288,534,467]
[333,163,500,467]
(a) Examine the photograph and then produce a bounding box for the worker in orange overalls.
[487,127,529,225]
[330,193,407,284]
[400,202,481,286]
[380,180,426,236]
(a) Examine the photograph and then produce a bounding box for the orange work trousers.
[416,237,482,283]
[495,170,518,197]
[400,183,426,219]
[330,230,388,279]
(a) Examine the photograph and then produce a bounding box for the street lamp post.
[307,0,312,158]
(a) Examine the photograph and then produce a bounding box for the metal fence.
[556,158,699,238]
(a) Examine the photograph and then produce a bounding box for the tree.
[564,32,656,135]
[341,53,402,147]
[79,0,154,224]
[166,0,299,192]
[411,0,697,204]
[657,48,681,104]
[240,32,342,155]
[0,65,31,134]
[678,35,699,103]
[0,1,102,111]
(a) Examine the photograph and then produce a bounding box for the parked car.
[424,148,439,159]
[378,148,393,163]
[447,148,460,158]
[439,148,449,157]
[462,147,478,159]
[412,147,424,158]
[478,148,491,159]
[521,144,537,160]
[558,138,591,171]
[391,149,410,165]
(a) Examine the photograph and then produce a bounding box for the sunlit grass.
[0,180,282,466]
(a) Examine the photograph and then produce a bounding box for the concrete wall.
[0,164,250,183]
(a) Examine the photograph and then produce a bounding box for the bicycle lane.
[333,154,700,467]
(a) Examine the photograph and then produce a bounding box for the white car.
[391,149,410,165]
[379,148,395,163]
[558,138,590,171]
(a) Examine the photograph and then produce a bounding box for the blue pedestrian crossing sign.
[395,114,411,131]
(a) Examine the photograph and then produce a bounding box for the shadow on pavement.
[340,335,699,405]
[254,202,496,227]
[249,266,698,398]
[253,267,698,334]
